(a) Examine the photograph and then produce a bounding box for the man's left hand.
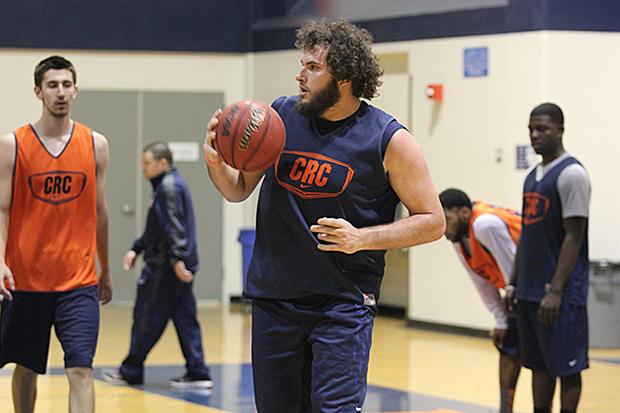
[311,217,363,254]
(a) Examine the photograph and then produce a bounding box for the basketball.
[214,100,286,172]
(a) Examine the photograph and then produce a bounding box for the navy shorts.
[251,296,375,413]
[499,317,520,357]
[516,300,589,377]
[0,285,100,374]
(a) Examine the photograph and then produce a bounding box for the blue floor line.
[2,363,501,412]
[93,363,498,413]
[593,357,620,365]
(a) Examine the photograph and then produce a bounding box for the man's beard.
[454,221,469,243]
[295,78,340,118]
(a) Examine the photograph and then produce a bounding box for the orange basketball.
[215,100,286,172]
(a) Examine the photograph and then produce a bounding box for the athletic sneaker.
[170,374,214,389]
[102,369,131,386]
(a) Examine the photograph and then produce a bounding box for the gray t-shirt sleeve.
[557,163,591,218]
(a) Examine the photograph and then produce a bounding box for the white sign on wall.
[168,141,200,162]
[516,144,537,170]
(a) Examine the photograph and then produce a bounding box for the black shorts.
[499,316,520,357]
[516,300,589,377]
[0,285,100,374]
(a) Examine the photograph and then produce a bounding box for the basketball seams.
[229,103,251,169]
[252,106,286,172]
[242,104,272,172]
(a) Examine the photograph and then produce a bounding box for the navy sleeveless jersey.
[245,96,404,302]
[517,156,589,305]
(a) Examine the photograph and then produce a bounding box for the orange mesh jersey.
[6,122,98,292]
[461,201,522,289]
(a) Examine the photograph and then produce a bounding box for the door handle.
[120,204,135,215]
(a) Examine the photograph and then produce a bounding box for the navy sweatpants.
[252,296,375,413]
[119,265,210,384]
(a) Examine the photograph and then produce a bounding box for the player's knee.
[560,372,581,386]
[65,366,93,384]
[14,364,38,381]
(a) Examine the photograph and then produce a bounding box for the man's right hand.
[122,250,138,272]
[0,261,14,301]
[203,109,224,167]
[503,284,517,315]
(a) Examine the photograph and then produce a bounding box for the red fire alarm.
[425,84,443,101]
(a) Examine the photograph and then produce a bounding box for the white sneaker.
[102,369,130,386]
[170,374,214,389]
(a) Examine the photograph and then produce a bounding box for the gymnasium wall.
[0,50,249,302]
[2,0,620,329]
[248,29,620,330]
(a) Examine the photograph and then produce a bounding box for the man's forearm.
[96,205,110,276]
[549,217,587,293]
[357,212,444,251]
[549,235,582,293]
[207,162,261,203]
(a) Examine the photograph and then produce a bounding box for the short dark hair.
[295,19,383,100]
[144,141,174,166]
[530,102,564,126]
[34,55,77,87]
[439,188,472,210]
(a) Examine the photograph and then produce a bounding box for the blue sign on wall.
[516,144,537,170]
[464,47,488,77]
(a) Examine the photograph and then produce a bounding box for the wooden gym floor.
[1,304,619,412]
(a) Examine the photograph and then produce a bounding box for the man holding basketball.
[0,55,112,413]
[204,19,445,413]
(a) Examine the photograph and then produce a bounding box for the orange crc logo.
[289,158,332,187]
[276,151,354,199]
[523,192,550,225]
[29,171,87,205]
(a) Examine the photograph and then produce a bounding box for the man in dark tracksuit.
[103,141,212,389]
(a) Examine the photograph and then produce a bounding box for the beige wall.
[407,31,620,328]
[249,33,546,329]
[0,49,247,302]
[545,31,620,260]
[250,30,620,329]
[5,28,618,327]
[405,32,545,329]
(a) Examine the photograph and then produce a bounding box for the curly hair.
[295,19,383,100]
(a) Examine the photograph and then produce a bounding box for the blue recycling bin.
[238,229,256,289]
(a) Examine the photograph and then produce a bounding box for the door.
[142,91,224,300]
[73,90,225,302]
[72,91,140,302]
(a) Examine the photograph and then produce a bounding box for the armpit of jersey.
[28,170,87,205]
[275,151,354,199]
